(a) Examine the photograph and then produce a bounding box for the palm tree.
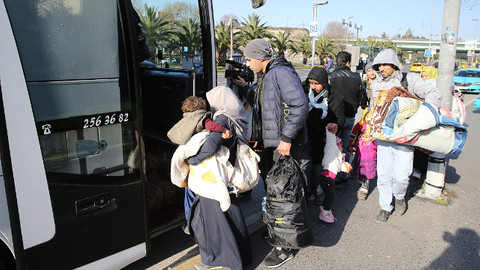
[238,13,272,45]
[215,21,239,66]
[138,4,171,56]
[315,36,338,61]
[291,36,311,65]
[271,31,293,57]
[174,18,202,59]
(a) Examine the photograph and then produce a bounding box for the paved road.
[125,73,480,270]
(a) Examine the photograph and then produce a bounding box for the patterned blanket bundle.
[366,87,467,156]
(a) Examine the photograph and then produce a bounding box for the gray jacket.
[371,49,442,109]
[260,57,309,148]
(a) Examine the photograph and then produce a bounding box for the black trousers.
[319,174,336,210]
[188,195,252,270]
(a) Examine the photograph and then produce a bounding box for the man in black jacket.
[328,51,366,160]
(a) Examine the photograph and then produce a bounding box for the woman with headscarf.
[362,62,377,106]
[300,67,345,205]
[186,86,251,270]
[421,66,438,87]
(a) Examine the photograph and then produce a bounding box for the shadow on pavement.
[312,178,360,247]
[427,228,480,270]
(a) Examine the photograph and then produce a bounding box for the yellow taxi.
[410,63,423,72]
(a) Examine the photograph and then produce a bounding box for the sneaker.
[182,224,190,235]
[357,179,369,200]
[318,206,335,223]
[375,210,391,223]
[194,262,231,270]
[395,198,407,216]
[262,247,294,268]
[357,187,368,200]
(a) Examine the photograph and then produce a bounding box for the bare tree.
[322,21,355,41]
[463,0,480,9]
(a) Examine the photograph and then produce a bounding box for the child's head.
[181,96,207,113]
[360,130,373,143]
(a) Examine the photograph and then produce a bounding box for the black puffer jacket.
[328,65,365,117]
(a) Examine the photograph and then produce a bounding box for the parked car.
[453,68,480,94]
[410,63,423,72]
[474,96,480,109]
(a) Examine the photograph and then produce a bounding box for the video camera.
[225,60,255,83]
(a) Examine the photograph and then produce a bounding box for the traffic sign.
[424,50,432,57]
[310,21,318,37]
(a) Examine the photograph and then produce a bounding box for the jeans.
[376,140,414,212]
[338,116,355,161]
[299,140,313,194]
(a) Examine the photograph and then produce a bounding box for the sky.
[143,0,480,41]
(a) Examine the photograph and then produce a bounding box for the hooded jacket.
[371,49,442,109]
[328,65,365,117]
[303,67,346,164]
[259,57,309,148]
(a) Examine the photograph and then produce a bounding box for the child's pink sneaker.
[319,206,335,223]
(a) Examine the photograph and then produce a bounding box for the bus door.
[136,0,216,234]
[1,0,148,269]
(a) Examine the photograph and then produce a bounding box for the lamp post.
[354,23,363,39]
[230,0,233,60]
[342,16,353,48]
[311,0,328,68]
[428,0,436,64]
[473,18,478,66]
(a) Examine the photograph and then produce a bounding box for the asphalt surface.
[124,71,480,270]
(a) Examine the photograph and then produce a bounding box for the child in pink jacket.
[349,120,377,200]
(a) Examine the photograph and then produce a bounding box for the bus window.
[5,0,136,176]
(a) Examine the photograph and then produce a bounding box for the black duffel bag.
[264,154,314,249]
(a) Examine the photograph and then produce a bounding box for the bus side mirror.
[251,0,265,9]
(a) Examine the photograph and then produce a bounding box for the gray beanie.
[244,39,273,60]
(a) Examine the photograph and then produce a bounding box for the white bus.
[0,0,264,269]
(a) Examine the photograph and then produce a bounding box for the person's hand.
[348,145,356,156]
[233,76,246,86]
[276,140,292,156]
[249,141,262,152]
[222,129,233,139]
[327,123,338,133]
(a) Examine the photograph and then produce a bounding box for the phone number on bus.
[36,111,133,136]
[83,113,129,129]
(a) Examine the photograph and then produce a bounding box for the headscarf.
[365,62,374,72]
[305,67,330,117]
[244,39,274,60]
[206,86,249,144]
[422,66,438,81]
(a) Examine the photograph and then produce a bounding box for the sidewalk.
[139,95,479,270]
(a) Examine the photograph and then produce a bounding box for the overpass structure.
[393,38,476,53]
[360,38,478,60]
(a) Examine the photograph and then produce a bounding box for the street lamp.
[342,16,353,48]
[354,23,363,39]
[473,18,478,66]
[428,0,436,63]
[311,0,328,68]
